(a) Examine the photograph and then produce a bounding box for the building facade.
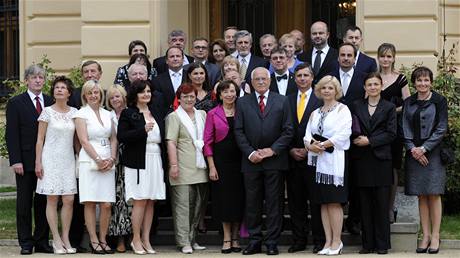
[9,0,460,89]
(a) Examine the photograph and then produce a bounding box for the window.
[0,0,19,97]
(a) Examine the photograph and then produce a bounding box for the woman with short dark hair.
[114,40,157,84]
[402,66,447,254]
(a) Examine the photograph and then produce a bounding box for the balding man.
[152,30,194,75]
[234,67,293,255]
[298,21,338,85]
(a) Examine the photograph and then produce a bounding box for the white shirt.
[254,90,269,106]
[297,88,312,112]
[312,44,330,67]
[354,51,361,67]
[27,90,44,110]
[238,53,252,67]
[274,70,289,96]
[182,55,190,66]
[339,67,354,96]
[169,68,184,92]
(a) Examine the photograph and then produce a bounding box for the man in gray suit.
[234,67,293,255]
[185,37,221,87]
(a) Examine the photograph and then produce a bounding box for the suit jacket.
[152,71,186,110]
[234,92,294,172]
[269,72,297,96]
[68,88,82,109]
[183,61,221,88]
[297,47,338,85]
[152,54,194,75]
[288,90,323,168]
[203,105,230,156]
[237,54,270,83]
[117,104,166,170]
[330,68,367,107]
[6,92,54,171]
[355,52,377,75]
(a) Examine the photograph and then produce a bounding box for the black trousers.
[15,172,49,249]
[69,179,85,247]
[359,186,391,250]
[244,170,283,246]
[286,167,308,245]
[305,165,325,246]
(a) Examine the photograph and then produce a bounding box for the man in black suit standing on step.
[342,25,377,75]
[152,30,194,75]
[6,64,54,255]
[286,63,325,253]
[234,67,293,255]
[297,21,338,85]
[269,48,297,96]
[234,30,269,84]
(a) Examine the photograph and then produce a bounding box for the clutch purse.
[351,114,362,137]
[311,134,334,153]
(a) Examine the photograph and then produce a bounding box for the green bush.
[0,55,83,159]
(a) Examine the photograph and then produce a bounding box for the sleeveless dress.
[124,122,166,201]
[73,106,115,203]
[36,107,78,195]
[210,117,245,222]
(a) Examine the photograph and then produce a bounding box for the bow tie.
[276,74,287,82]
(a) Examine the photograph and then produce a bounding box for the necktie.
[173,72,181,91]
[258,95,265,113]
[313,50,322,75]
[240,58,247,80]
[35,96,42,114]
[276,74,288,82]
[342,72,350,96]
[297,93,306,122]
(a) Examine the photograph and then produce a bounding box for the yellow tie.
[297,93,306,122]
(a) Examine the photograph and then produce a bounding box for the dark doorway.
[0,0,19,97]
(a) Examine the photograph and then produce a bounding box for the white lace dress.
[36,106,78,195]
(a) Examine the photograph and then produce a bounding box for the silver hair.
[168,30,186,40]
[235,30,253,44]
[128,63,148,75]
[24,64,46,80]
[259,33,276,43]
[250,67,270,80]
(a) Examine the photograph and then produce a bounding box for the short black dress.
[211,117,245,222]
[381,74,408,169]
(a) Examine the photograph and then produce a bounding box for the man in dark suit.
[184,37,220,87]
[259,34,278,60]
[68,60,103,109]
[269,48,297,96]
[152,30,194,75]
[152,46,186,111]
[234,67,293,255]
[329,42,366,235]
[224,26,238,56]
[343,25,377,75]
[297,21,338,85]
[286,63,324,253]
[6,64,53,255]
[234,30,270,84]
[290,29,305,57]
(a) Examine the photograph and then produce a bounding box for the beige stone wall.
[357,0,460,76]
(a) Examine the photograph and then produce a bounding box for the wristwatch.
[420,146,426,153]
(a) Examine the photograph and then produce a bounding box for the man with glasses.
[186,38,220,87]
[269,48,297,96]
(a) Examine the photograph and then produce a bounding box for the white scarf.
[175,106,207,169]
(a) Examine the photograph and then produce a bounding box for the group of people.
[6,20,448,256]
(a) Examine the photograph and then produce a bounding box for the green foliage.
[0,55,83,159]
[400,42,460,193]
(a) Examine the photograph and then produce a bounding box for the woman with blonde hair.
[304,75,352,255]
[73,80,117,254]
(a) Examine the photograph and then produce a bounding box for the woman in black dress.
[186,62,216,113]
[203,80,244,253]
[377,43,411,223]
[351,72,396,254]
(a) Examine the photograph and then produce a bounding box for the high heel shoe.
[327,242,343,255]
[416,240,430,253]
[318,247,330,255]
[52,241,66,255]
[100,242,115,254]
[63,243,77,254]
[141,242,156,254]
[130,242,146,255]
[428,239,441,254]
[221,240,232,254]
[89,242,105,255]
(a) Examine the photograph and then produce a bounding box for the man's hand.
[258,148,275,159]
[12,163,24,175]
[289,148,307,161]
[249,151,264,163]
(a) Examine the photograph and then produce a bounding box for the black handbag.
[311,134,334,153]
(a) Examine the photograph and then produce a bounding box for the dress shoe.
[35,244,54,253]
[52,241,66,255]
[288,243,306,253]
[359,248,373,254]
[89,242,105,255]
[376,249,388,255]
[192,243,206,250]
[181,245,193,254]
[327,242,343,255]
[20,247,33,255]
[141,242,156,254]
[221,240,232,254]
[266,244,279,255]
[100,242,115,254]
[313,245,323,254]
[130,242,146,255]
[231,239,242,253]
[242,243,261,255]
[318,247,330,255]
[416,241,430,254]
[428,239,440,254]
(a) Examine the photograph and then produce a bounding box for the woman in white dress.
[35,76,78,254]
[117,80,166,254]
[304,76,352,255]
[73,80,117,254]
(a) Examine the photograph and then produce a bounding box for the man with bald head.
[234,67,293,255]
[290,29,305,56]
[298,21,338,84]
